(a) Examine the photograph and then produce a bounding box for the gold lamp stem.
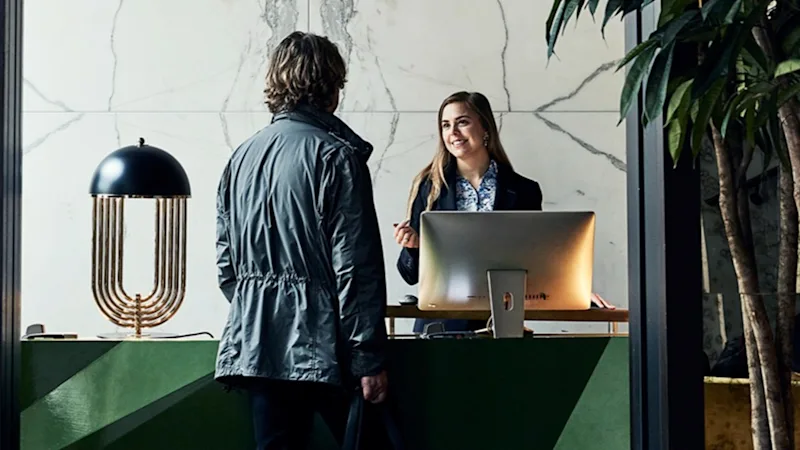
[134,293,142,337]
[91,196,188,338]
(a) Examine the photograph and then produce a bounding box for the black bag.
[342,388,405,450]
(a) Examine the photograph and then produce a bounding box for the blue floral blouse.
[455,159,498,212]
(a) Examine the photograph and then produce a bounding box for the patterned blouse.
[455,159,498,212]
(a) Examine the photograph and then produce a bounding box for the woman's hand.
[393,219,419,248]
[591,292,616,309]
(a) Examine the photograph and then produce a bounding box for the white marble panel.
[310,0,624,113]
[23,0,309,114]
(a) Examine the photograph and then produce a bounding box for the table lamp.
[89,137,191,338]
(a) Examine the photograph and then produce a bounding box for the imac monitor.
[417,211,596,319]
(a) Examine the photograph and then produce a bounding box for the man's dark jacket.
[214,104,387,387]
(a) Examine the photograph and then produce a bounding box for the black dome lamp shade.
[89,137,190,339]
[89,137,191,197]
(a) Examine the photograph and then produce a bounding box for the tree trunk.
[777,96,800,449]
[732,136,757,258]
[777,161,797,450]
[751,26,795,449]
[712,124,776,448]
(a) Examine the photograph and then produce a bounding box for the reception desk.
[20,332,630,449]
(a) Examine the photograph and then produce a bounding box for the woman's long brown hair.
[405,91,512,218]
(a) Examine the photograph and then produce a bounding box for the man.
[214,31,388,450]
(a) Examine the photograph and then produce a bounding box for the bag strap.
[342,389,405,450]
[342,390,364,450]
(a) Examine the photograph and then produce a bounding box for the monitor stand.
[486,270,526,338]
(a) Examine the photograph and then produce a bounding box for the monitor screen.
[417,211,595,312]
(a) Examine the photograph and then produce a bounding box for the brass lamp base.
[97,331,177,340]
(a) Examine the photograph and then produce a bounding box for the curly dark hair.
[264,32,347,113]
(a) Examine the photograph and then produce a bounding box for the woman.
[394,91,613,334]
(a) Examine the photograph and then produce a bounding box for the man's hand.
[361,370,388,404]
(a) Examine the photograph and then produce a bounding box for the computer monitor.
[417,211,596,337]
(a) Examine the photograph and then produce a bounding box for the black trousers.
[249,379,348,450]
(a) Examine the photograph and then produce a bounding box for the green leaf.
[545,0,565,58]
[719,94,742,137]
[644,41,677,125]
[778,82,800,107]
[748,81,775,95]
[616,39,658,72]
[753,94,775,130]
[659,0,695,26]
[654,10,700,47]
[774,59,800,78]
[691,78,726,156]
[682,29,720,43]
[667,116,688,166]
[735,94,757,118]
[601,0,624,35]
[701,0,742,24]
[690,100,700,122]
[666,79,693,166]
[588,0,600,17]
[721,0,743,23]
[562,0,582,33]
[665,79,694,124]
[692,25,743,98]
[574,0,588,22]
[625,0,651,15]
[741,36,771,73]
[783,27,800,57]
[768,114,791,170]
[744,105,756,146]
[618,45,660,124]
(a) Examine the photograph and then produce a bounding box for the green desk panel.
[21,337,629,450]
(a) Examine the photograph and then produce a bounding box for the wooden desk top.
[386,305,628,322]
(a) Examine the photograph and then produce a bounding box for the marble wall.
[21,0,627,337]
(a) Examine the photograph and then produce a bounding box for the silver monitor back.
[417,211,595,311]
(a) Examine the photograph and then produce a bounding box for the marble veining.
[371,112,399,186]
[320,0,355,105]
[109,0,125,146]
[532,59,626,172]
[496,0,511,111]
[219,0,300,150]
[25,79,73,112]
[220,36,254,151]
[23,80,83,155]
[535,60,618,112]
[24,113,85,155]
[534,112,626,172]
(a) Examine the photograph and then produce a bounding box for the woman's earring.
[483,133,489,148]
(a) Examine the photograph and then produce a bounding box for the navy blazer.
[396,162,543,333]
[397,162,543,285]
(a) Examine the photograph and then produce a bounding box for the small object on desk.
[23,325,78,340]
[421,330,479,339]
[24,333,79,340]
[398,294,419,306]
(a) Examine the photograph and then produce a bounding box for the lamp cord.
[161,331,215,339]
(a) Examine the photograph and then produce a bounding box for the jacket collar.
[440,159,517,210]
[271,103,374,160]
